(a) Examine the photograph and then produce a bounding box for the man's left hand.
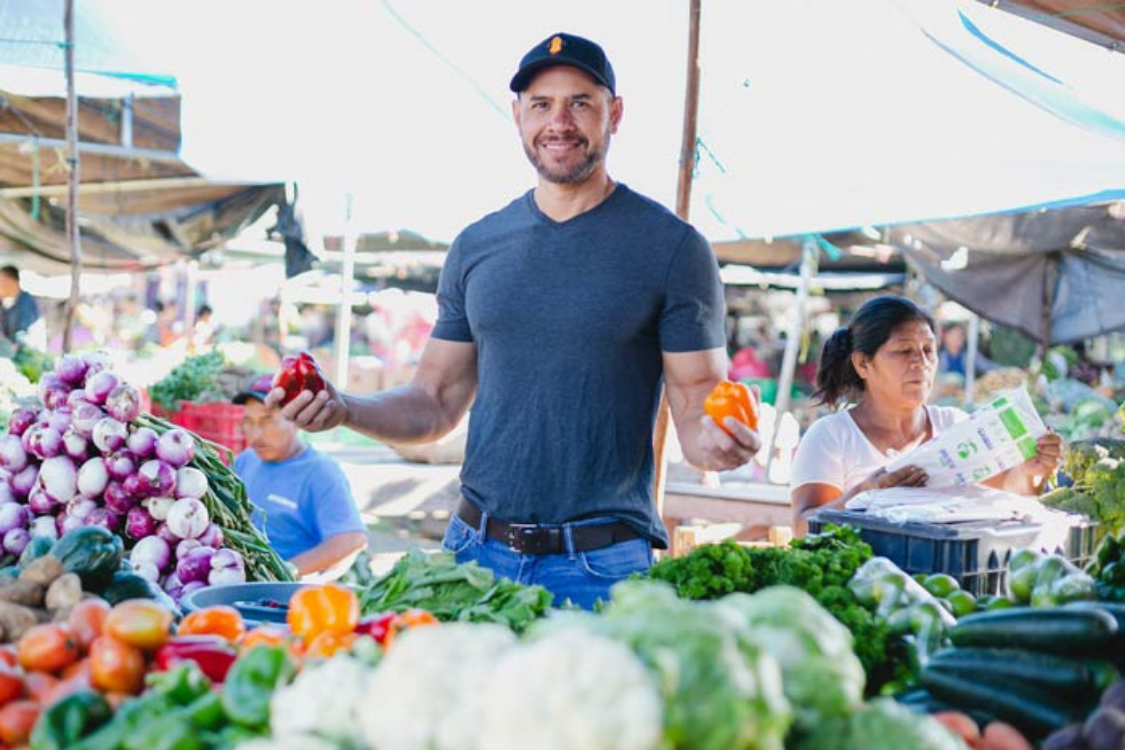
[695,415,762,472]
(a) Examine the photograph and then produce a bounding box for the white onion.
[166,497,209,540]
[77,457,110,499]
[36,456,78,504]
[174,467,208,499]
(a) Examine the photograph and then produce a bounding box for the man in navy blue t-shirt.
[234,376,367,580]
[273,33,761,608]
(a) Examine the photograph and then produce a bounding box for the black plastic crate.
[808,509,1098,596]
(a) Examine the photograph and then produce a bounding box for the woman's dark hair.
[813,295,936,408]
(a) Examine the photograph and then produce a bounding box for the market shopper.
[233,376,368,580]
[789,295,1063,536]
[0,264,45,350]
[271,32,760,608]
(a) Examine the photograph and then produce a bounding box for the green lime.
[1008,548,1043,572]
[985,596,1015,611]
[1030,582,1059,608]
[946,589,978,618]
[1007,563,1039,603]
[912,572,928,586]
[922,573,961,599]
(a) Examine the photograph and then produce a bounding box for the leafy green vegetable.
[715,586,865,727]
[535,580,792,750]
[359,549,552,633]
[792,697,969,750]
[149,351,226,411]
[648,525,912,695]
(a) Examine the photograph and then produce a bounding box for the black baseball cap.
[509,33,616,95]
[233,374,274,405]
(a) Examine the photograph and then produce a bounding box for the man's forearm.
[339,382,467,445]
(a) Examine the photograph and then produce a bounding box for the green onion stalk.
[135,413,295,583]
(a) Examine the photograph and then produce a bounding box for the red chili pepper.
[273,351,326,406]
[154,635,239,683]
[354,612,397,645]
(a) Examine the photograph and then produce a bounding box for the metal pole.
[334,193,356,389]
[965,313,979,406]
[654,0,703,519]
[63,0,82,352]
[765,238,815,478]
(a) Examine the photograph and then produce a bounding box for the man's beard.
[523,130,610,185]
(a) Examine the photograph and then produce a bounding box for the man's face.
[241,400,300,462]
[0,276,16,300]
[512,66,622,185]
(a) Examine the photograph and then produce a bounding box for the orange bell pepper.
[286,584,360,641]
[177,605,247,643]
[704,380,759,433]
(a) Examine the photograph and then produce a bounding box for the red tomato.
[104,600,174,651]
[0,665,24,707]
[89,636,147,695]
[67,599,111,652]
[982,721,1034,750]
[16,624,79,673]
[0,699,40,745]
[21,672,58,704]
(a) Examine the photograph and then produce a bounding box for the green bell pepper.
[30,689,113,750]
[220,645,294,730]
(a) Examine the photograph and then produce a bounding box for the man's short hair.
[0,266,19,283]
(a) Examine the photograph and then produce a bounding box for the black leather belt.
[456,499,642,555]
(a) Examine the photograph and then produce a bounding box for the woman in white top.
[790,296,1062,536]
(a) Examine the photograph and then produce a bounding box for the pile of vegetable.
[1087,530,1125,602]
[1004,549,1097,607]
[1041,436,1125,535]
[0,352,291,607]
[148,352,251,413]
[647,525,913,695]
[358,548,552,633]
[910,603,1124,744]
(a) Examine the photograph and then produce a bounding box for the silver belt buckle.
[506,523,542,552]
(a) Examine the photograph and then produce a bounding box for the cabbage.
[714,586,865,727]
[793,698,969,750]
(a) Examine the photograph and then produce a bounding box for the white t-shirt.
[790,405,968,494]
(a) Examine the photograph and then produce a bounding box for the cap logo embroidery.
[549,36,563,54]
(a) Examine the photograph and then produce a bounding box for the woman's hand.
[855,464,928,495]
[1019,431,1063,480]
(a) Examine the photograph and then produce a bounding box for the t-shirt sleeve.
[305,458,366,541]
[659,227,726,353]
[790,418,847,491]
[430,235,472,343]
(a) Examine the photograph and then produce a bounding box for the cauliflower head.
[359,622,517,750]
[269,655,372,744]
[478,626,664,750]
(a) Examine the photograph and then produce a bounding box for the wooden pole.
[63,0,82,352]
[654,0,704,522]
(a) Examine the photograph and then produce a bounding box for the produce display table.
[662,480,792,555]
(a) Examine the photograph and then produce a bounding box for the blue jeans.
[441,512,653,611]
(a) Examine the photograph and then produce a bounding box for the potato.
[17,555,64,588]
[44,573,82,613]
[0,580,44,609]
[0,601,40,642]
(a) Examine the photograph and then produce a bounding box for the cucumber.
[949,606,1119,655]
[50,527,125,593]
[920,667,1084,739]
[926,647,1117,699]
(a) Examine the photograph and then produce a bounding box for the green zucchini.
[926,647,1117,699]
[949,606,1119,655]
[920,667,1084,739]
[50,527,125,593]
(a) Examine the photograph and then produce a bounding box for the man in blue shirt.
[233,376,368,579]
[270,33,761,608]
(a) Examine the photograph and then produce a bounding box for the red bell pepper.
[354,613,397,645]
[154,636,239,683]
[273,351,326,406]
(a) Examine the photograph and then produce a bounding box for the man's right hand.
[267,379,350,433]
